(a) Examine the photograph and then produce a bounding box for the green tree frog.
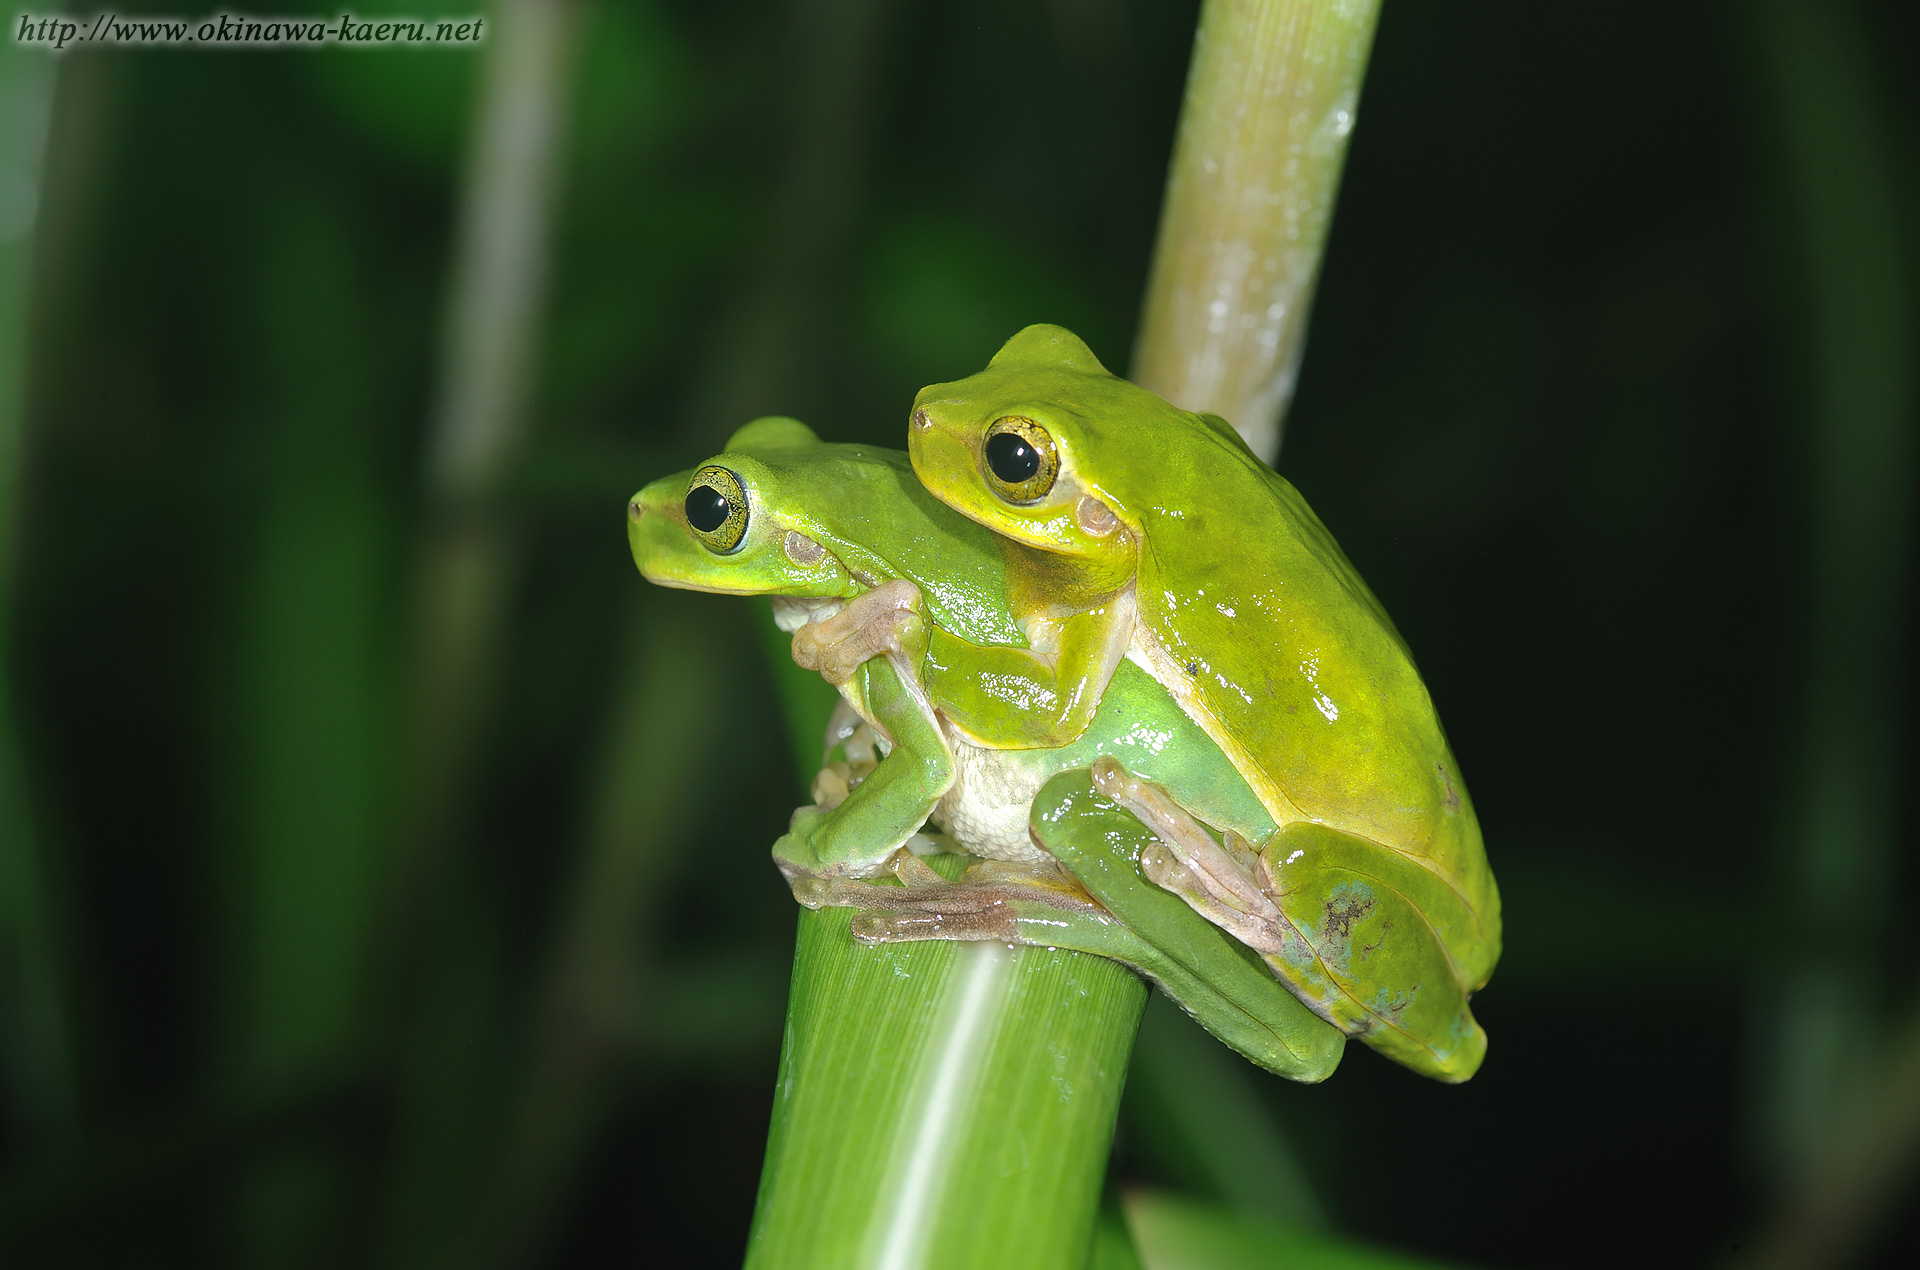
[629,417,1346,1080]
[814,325,1500,1081]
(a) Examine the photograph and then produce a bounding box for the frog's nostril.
[912,408,932,432]
[628,499,644,520]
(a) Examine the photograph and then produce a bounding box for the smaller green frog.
[630,417,1344,1080]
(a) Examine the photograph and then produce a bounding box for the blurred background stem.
[0,35,74,1152]
[1744,0,1912,1262]
[1131,0,1381,462]
[483,0,891,1258]
[411,0,578,874]
[379,1,580,1265]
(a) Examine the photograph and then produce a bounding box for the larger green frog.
[816,325,1500,1081]
[630,416,1347,1081]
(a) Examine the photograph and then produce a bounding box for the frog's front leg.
[792,577,1134,752]
[790,579,925,686]
[772,650,953,880]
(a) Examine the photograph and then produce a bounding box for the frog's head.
[628,417,863,601]
[907,324,1230,570]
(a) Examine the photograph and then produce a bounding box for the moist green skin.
[903,326,1500,1082]
[628,417,1343,1080]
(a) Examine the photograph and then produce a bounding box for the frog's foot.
[786,847,947,909]
[852,857,1111,944]
[1086,756,1301,960]
[791,579,922,685]
[789,853,1108,943]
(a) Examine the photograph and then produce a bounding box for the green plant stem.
[0,41,75,1146]
[747,896,1146,1269]
[1132,0,1381,462]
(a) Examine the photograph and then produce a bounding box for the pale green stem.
[1132,0,1381,462]
[0,42,75,1145]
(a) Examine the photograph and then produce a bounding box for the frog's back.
[1113,410,1499,992]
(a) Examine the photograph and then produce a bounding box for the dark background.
[1,0,1916,1266]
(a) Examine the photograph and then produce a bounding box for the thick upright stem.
[747,904,1145,1269]
[1132,0,1381,462]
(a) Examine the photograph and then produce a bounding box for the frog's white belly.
[932,727,1052,866]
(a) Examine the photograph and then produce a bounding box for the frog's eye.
[685,465,749,554]
[982,416,1059,504]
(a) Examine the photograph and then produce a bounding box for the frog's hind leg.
[790,849,1112,939]
[1084,758,1312,966]
[1026,767,1343,1081]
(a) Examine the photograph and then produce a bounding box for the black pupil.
[686,485,732,532]
[985,432,1040,484]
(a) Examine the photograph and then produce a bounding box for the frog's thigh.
[1029,770,1343,1082]
[1257,823,1487,1083]
[773,656,953,879]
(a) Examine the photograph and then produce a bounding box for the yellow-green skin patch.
[908,326,1501,1081]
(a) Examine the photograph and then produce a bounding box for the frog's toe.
[1138,842,1286,956]
[851,905,1019,944]
[790,579,923,683]
[1088,757,1282,938]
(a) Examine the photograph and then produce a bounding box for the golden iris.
[981,416,1059,504]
